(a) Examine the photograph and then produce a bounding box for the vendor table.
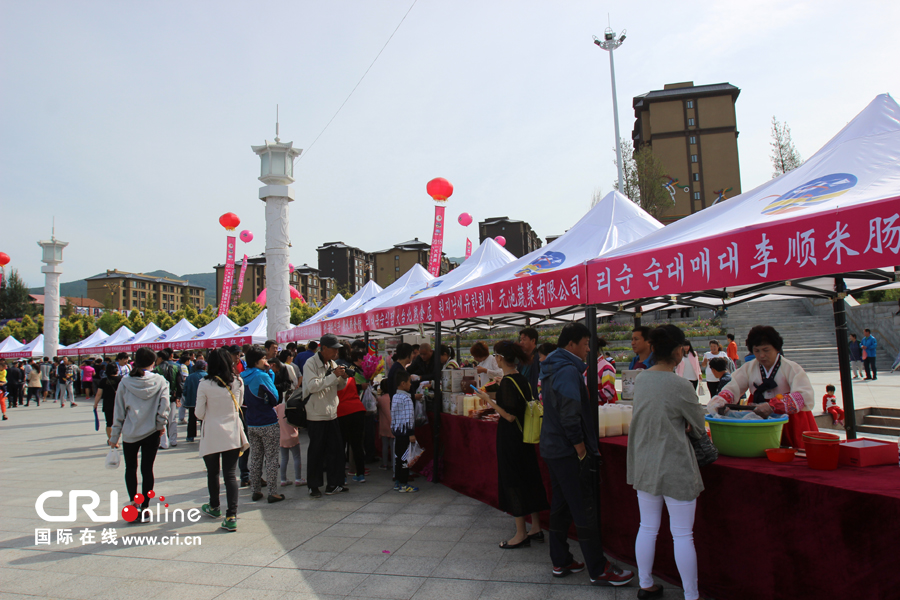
[413,413,900,600]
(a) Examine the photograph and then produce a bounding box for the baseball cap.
[320,334,343,350]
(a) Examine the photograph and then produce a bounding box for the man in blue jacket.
[861,328,878,380]
[539,322,633,588]
[182,359,207,442]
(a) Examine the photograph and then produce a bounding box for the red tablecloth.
[414,413,900,600]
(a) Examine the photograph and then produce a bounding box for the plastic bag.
[105,448,120,470]
[698,384,706,397]
[361,385,377,415]
[414,399,429,427]
[403,441,425,468]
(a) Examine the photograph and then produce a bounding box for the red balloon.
[0,252,9,266]
[426,178,454,201]
[219,213,241,231]
[457,213,472,227]
[495,236,506,247]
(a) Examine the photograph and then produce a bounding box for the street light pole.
[594,27,627,191]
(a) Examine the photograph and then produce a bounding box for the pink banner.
[237,254,248,298]
[427,205,446,276]
[465,238,472,259]
[587,195,900,304]
[218,236,236,316]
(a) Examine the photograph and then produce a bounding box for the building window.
[689,136,696,145]
[691,155,698,163]
[693,192,701,200]
[693,173,700,181]
[688,118,695,126]
[686,100,694,109]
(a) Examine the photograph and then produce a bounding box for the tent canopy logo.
[190,331,206,340]
[410,280,443,298]
[514,251,566,277]
[762,173,857,215]
[322,309,341,320]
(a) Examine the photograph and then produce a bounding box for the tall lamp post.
[593,27,627,190]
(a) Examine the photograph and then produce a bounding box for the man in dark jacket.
[539,323,633,588]
[7,361,24,408]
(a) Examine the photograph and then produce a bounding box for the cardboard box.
[838,438,898,467]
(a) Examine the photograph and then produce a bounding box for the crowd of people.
[0,315,874,598]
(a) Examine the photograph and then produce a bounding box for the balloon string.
[300,0,418,161]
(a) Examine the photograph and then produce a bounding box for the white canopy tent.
[0,337,24,358]
[103,322,165,354]
[59,329,109,357]
[211,309,269,347]
[157,315,238,351]
[2,334,52,359]
[144,319,198,350]
[80,326,135,355]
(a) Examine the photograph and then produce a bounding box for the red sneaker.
[591,562,634,587]
[552,560,585,578]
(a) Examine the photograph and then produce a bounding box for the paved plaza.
[1,369,896,600]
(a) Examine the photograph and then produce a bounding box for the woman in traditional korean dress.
[708,325,818,448]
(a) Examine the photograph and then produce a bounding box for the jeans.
[635,490,699,600]
[381,436,395,471]
[163,402,178,447]
[864,356,877,379]
[280,445,302,481]
[203,448,240,518]
[186,407,199,439]
[338,411,366,477]
[178,404,186,421]
[394,435,410,485]
[306,419,344,489]
[545,454,607,579]
[123,431,160,509]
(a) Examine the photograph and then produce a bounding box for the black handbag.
[690,431,719,466]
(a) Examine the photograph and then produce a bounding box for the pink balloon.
[239,230,253,243]
[289,263,295,273]
[457,212,473,227]
[495,236,506,247]
[255,287,305,306]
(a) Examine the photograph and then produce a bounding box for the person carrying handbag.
[626,325,707,600]
[196,348,250,532]
[473,341,548,549]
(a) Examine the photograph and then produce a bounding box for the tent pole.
[832,277,857,439]
[432,321,442,483]
[586,306,599,416]
[455,330,460,367]
[633,306,642,329]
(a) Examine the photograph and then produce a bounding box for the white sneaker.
[280,480,290,487]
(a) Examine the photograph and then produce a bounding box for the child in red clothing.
[822,384,845,428]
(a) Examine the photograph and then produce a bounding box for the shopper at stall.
[182,359,207,442]
[108,347,169,523]
[407,342,434,384]
[196,348,248,532]
[676,341,701,392]
[701,340,729,396]
[376,379,394,472]
[518,327,540,400]
[629,326,655,371]
[473,341,548,548]
[539,322,634,586]
[336,343,367,484]
[627,324,706,600]
[594,338,617,405]
[390,370,418,493]
[709,325,818,448]
[241,345,284,504]
[303,334,349,498]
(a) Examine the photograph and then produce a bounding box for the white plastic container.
[605,404,623,437]
[597,405,608,438]
[620,405,633,435]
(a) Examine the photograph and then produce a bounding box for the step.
[870,407,900,418]
[856,424,900,437]
[863,416,900,428]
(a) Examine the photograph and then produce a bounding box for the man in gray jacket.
[303,334,349,498]
[539,323,633,587]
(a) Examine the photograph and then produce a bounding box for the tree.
[194,305,217,328]
[770,116,802,178]
[612,138,640,202]
[614,139,672,219]
[128,310,146,332]
[227,302,263,326]
[97,311,128,335]
[290,297,319,325]
[590,188,604,208]
[0,269,32,319]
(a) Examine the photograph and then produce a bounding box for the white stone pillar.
[42,266,62,359]
[263,192,292,341]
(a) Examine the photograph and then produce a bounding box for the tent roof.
[59,328,109,356]
[83,325,135,352]
[299,294,346,326]
[159,315,239,350]
[212,309,269,346]
[587,93,900,307]
[100,322,164,353]
[144,319,198,349]
[1,334,46,358]
[0,337,24,354]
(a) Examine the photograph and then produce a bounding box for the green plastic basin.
[705,414,788,458]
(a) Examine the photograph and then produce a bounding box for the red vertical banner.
[236,254,248,298]
[465,238,472,260]
[218,236,236,316]
[427,205,446,276]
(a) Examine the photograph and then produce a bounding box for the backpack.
[274,366,293,400]
[283,388,309,428]
[507,376,543,444]
[156,363,177,396]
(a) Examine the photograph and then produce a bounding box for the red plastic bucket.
[803,431,840,471]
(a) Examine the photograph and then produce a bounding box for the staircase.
[857,407,900,437]
[725,299,838,372]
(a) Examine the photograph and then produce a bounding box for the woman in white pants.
[626,324,706,600]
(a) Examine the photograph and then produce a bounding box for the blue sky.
[1,0,897,287]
